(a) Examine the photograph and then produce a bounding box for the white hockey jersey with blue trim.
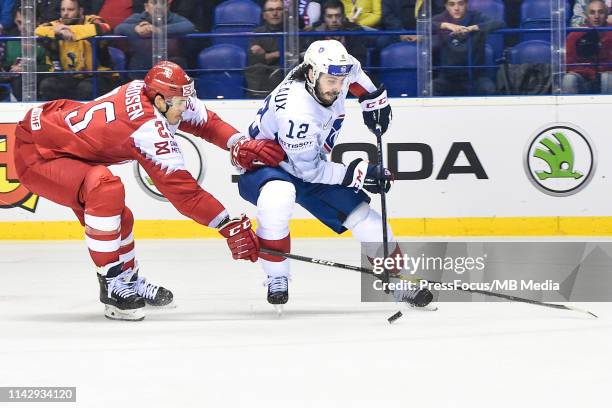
[246,57,376,185]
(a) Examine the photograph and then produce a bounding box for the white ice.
[1,239,610,408]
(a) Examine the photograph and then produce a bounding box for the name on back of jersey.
[274,83,292,111]
[125,81,145,121]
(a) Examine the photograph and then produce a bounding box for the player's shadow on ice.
[146,307,399,322]
[14,308,398,323]
[10,312,105,323]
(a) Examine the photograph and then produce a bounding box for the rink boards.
[1,95,612,239]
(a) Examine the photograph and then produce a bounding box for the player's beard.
[314,83,339,107]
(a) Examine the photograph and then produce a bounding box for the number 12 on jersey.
[286,120,309,139]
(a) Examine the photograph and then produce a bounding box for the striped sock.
[84,213,121,267]
[119,207,136,272]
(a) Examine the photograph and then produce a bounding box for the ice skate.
[266,276,288,315]
[394,286,435,310]
[128,263,174,308]
[97,261,145,321]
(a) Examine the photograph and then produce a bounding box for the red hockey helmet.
[143,61,195,101]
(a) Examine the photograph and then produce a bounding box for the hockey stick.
[374,126,390,294]
[259,247,598,318]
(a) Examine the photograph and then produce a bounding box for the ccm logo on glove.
[227,218,252,237]
[363,96,389,111]
[358,85,392,135]
[218,214,260,262]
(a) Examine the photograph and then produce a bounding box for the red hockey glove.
[230,137,285,171]
[218,214,259,262]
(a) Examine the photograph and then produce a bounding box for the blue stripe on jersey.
[323,115,345,152]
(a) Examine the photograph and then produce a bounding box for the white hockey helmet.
[303,40,353,91]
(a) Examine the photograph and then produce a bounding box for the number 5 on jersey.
[65,102,116,133]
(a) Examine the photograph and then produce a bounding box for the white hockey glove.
[341,159,394,194]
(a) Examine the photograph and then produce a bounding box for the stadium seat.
[520,0,571,42]
[197,44,247,99]
[484,43,496,80]
[468,0,505,59]
[211,25,255,50]
[214,0,261,27]
[508,40,552,64]
[469,0,504,19]
[378,42,417,97]
[0,83,11,101]
[107,46,127,79]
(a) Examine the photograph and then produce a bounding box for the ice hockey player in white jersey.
[236,40,433,310]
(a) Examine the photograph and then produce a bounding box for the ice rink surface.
[1,239,610,407]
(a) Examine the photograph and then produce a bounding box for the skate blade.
[407,304,438,312]
[273,304,284,316]
[104,305,145,321]
[145,300,177,309]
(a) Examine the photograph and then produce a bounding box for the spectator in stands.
[203,0,225,33]
[571,0,612,27]
[504,0,522,27]
[299,0,322,29]
[88,1,203,67]
[564,0,612,94]
[253,0,321,29]
[0,7,52,100]
[85,0,136,30]
[35,0,117,100]
[19,1,105,25]
[431,0,504,96]
[37,0,61,22]
[305,0,368,66]
[166,1,205,68]
[340,0,381,28]
[379,0,446,47]
[245,0,284,98]
[0,0,15,34]
[379,0,418,49]
[115,0,195,79]
[14,0,61,25]
[382,0,416,38]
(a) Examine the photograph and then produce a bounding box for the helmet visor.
[166,96,190,112]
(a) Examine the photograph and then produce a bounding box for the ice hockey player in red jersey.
[13,61,285,321]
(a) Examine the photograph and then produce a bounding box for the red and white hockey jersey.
[16,80,242,227]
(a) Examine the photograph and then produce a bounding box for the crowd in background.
[0,0,610,100]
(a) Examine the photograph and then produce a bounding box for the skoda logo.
[524,123,596,196]
[134,132,206,201]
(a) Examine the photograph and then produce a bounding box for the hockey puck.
[387,310,403,324]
